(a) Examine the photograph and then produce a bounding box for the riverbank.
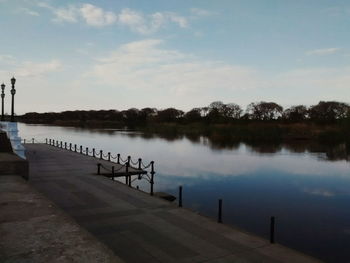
[19,119,350,144]
[23,143,322,262]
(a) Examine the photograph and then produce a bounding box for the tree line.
[20,100,350,125]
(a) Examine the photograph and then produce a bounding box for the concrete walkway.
[0,175,123,263]
[25,144,322,263]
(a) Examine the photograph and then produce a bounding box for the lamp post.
[10,77,16,122]
[1,83,5,121]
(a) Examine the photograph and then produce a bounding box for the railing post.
[64,142,67,149]
[80,145,82,154]
[127,156,131,165]
[23,139,26,144]
[60,141,62,148]
[49,139,51,145]
[150,161,155,196]
[179,186,183,207]
[270,216,275,244]
[74,144,77,152]
[52,139,55,146]
[69,143,72,151]
[127,161,131,187]
[93,148,95,157]
[97,163,101,175]
[125,161,129,185]
[112,166,115,177]
[32,138,34,144]
[138,158,142,170]
[100,150,103,160]
[45,138,48,144]
[117,154,120,164]
[86,147,88,155]
[218,199,223,223]
[108,152,111,161]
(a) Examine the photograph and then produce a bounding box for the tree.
[157,108,184,122]
[246,101,283,120]
[184,108,202,122]
[309,101,350,122]
[283,105,308,121]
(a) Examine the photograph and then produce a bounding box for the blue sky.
[0,0,349,114]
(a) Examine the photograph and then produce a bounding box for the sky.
[0,0,349,114]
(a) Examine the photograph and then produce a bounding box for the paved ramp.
[25,144,321,263]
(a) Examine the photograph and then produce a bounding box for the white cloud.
[52,5,79,23]
[87,39,260,108]
[83,39,350,110]
[16,60,62,77]
[118,9,188,34]
[306,48,341,56]
[80,4,117,26]
[19,8,40,16]
[36,2,188,33]
[190,8,215,17]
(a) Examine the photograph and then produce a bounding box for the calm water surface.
[19,123,350,262]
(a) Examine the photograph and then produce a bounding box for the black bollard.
[69,143,72,151]
[112,166,115,177]
[86,147,88,155]
[45,138,48,144]
[64,142,67,149]
[117,154,120,164]
[60,141,62,148]
[93,148,95,157]
[179,186,183,207]
[270,216,275,244]
[74,144,77,152]
[150,161,155,196]
[32,138,34,144]
[24,139,26,144]
[138,158,142,170]
[100,150,103,160]
[218,199,223,223]
[80,145,82,154]
[108,152,111,161]
[127,156,131,165]
[97,163,101,175]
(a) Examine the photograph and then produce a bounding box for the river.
[19,123,350,262]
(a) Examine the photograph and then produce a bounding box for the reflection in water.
[19,123,350,262]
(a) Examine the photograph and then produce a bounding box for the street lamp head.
[11,76,16,85]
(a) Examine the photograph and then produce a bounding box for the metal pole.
[218,199,223,223]
[10,77,15,123]
[150,161,155,196]
[74,144,77,152]
[97,163,101,175]
[80,145,82,154]
[86,147,88,155]
[60,141,62,148]
[65,142,67,149]
[108,152,111,161]
[69,143,72,151]
[100,150,103,160]
[1,83,4,121]
[138,158,142,170]
[179,186,183,207]
[270,216,275,244]
[93,148,95,157]
[112,166,115,177]
[117,154,120,164]
[127,156,131,165]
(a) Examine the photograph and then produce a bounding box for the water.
[19,123,350,262]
